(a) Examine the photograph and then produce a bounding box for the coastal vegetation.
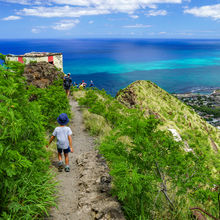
[191,105,220,120]
[0,51,219,219]
[74,83,219,220]
[0,55,70,219]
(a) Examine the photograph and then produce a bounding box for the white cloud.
[1,0,183,6]
[32,28,40,33]
[2,15,21,20]
[184,4,220,20]
[50,0,90,6]
[147,4,157,9]
[88,20,94,24]
[146,9,167,16]
[31,25,47,33]
[1,0,44,5]
[13,0,182,18]
[1,0,30,4]
[130,15,139,19]
[123,24,151,28]
[18,6,110,17]
[31,20,79,33]
[52,19,79,30]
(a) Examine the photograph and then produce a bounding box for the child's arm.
[68,135,73,153]
[46,135,55,148]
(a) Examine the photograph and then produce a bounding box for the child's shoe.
[65,166,70,172]
[58,161,63,172]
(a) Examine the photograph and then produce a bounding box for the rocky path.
[46,98,125,220]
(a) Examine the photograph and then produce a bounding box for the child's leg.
[57,151,63,171]
[58,152,62,162]
[67,89,70,97]
[64,153,69,166]
[63,148,70,172]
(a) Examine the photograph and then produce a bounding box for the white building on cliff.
[6,52,63,71]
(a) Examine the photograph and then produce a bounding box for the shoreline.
[172,88,220,97]
[173,90,220,129]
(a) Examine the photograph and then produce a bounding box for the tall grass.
[82,109,111,137]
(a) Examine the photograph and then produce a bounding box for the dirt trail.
[47,98,125,220]
[47,98,94,220]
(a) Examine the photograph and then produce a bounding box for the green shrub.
[27,80,71,131]
[78,89,220,220]
[0,55,70,219]
[29,60,37,64]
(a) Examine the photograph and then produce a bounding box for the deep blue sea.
[1,39,220,96]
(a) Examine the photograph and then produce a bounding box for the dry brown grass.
[82,109,112,140]
[72,90,86,100]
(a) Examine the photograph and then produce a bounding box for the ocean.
[1,39,220,96]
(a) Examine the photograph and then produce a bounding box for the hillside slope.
[116,80,219,156]
[75,84,220,219]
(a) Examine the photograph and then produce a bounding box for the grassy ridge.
[117,80,219,147]
[0,57,70,219]
[74,86,219,220]
[116,81,219,171]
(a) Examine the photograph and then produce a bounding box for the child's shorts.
[57,147,70,154]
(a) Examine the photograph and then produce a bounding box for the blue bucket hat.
[57,113,69,125]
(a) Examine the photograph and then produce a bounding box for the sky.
[0,0,220,39]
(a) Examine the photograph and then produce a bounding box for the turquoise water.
[1,39,220,95]
[65,57,220,74]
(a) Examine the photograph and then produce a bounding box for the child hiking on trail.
[46,113,73,172]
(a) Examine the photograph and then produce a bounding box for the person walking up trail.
[46,113,73,172]
[89,80,94,87]
[63,73,72,97]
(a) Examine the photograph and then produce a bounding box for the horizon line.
[1,37,220,41]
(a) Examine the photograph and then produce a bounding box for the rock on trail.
[46,98,125,220]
